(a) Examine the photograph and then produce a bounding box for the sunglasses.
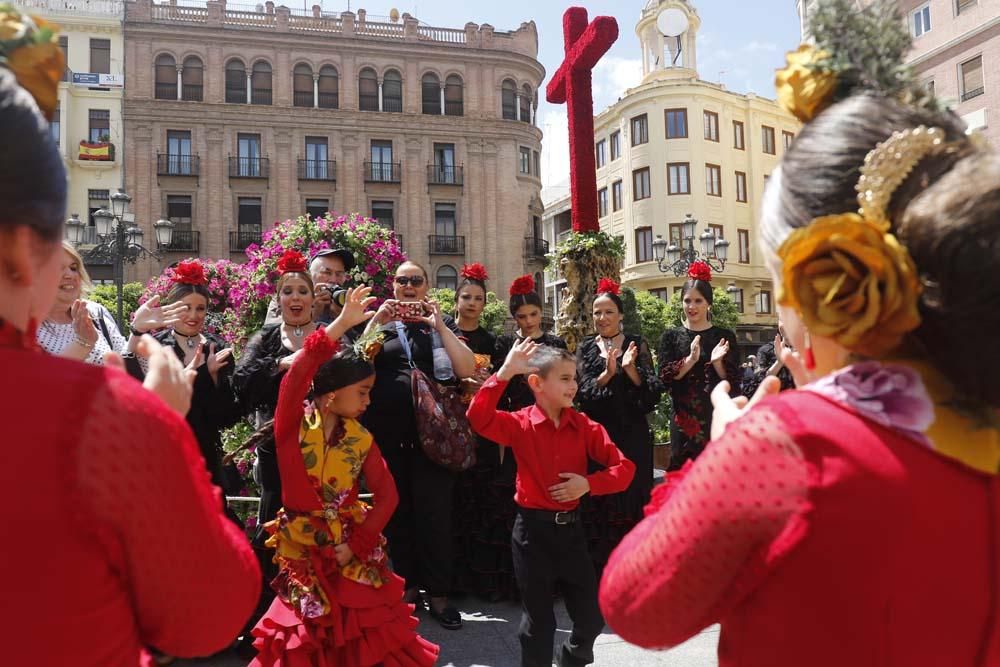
[394,276,426,287]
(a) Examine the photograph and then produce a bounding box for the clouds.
[591,55,644,112]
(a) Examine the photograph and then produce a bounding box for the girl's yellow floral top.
[267,329,396,620]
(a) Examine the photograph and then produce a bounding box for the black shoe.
[428,603,463,630]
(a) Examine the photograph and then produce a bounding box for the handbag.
[395,322,476,472]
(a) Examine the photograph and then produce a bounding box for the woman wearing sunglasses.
[361,261,475,629]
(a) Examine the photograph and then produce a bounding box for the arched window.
[520,84,532,123]
[318,65,338,109]
[436,265,458,290]
[154,54,176,100]
[251,60,272,105]
[444,74,463,116]
[382,69,402,112]
[359,67,378,111]
[501,78,517,120]
[181,56,203,101]
[225,58,246,104]
[293,63,313,108]
[421,73,440,115]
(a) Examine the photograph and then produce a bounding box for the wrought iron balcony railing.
[428,235,465,255]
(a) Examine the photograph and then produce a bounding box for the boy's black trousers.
[511,508,605,667]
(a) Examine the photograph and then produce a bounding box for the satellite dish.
[656,8,689,37]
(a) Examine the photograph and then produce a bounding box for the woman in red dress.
[250,285,439,666]
[599,9,1000,666]
[0,31,260,667]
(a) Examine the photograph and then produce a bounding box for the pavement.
[179,598,720,667]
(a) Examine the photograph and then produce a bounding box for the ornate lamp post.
[65,188,174,326]
[651,213,731,277]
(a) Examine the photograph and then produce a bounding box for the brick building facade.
[122,0,547,291]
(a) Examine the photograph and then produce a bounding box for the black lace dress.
[741,341,796,398]
[576,334,663,573]
[657,325,739,470]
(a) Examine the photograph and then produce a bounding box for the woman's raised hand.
[71,300,98,348]
[687,334,702,364]
[131,295,187,335]
[371,298,398,326]
[138,335,197,417]
[205,343,234,385]
[418,299,446,332]
[710,376,780,441]
[621,341,639,369]
[331,286,377,333]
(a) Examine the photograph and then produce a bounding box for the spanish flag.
[78,141,112,161]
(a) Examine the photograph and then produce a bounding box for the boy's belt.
[519,507,579,525]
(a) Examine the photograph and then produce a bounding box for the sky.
[338,0,804,200]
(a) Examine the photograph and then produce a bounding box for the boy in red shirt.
[467,338,635,667]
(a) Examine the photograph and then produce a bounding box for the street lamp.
[64,187,172,326]
[652,213,730,277]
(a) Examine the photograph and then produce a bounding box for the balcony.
[428,235,465,255]
[318,92,338,109]
[298,159,336,181]
[364,161,401,184]
[161,230,200,253]
[427,164,463,186]
[961,87,984,102]
[359,93,379,111]
[182,84,203,101]
[229,156,269,179]
[524,236,549,259]
[157,153,200,176]
[293,91,314,108]
[229,229,261,252]
[155,82,176,100]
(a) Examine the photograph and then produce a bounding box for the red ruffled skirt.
[249,571,439,667]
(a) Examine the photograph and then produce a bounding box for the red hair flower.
[597,277,621,296]
[277,249,308,275]
[509,274,535,296]
[173,260,207,286]
[687,261,712,283]
[461,263,489,282]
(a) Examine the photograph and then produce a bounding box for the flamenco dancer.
[250,285,438,666]
[600,1,1000,664]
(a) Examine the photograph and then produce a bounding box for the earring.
[803,329,816,370]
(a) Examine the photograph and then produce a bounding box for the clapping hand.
[621,341,639,368]
[498,337,540,381]
[687,334,702,365]
[204,343,234,385]
[548,472,590,503]
[71,300,98,348]
[105,335,197,417]
[710,338,729,364]
[131,296,186,335]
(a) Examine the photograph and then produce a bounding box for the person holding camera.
[361,260,475,630]
[263,247,355,326]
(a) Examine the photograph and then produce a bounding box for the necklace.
[600,333,620,352]
[175,331,199,349]
[285,321,306,337]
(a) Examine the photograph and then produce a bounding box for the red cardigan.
[600,390,1000,666]
[0,322,260,666]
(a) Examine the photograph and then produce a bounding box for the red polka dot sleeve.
[598,404,811,649]
[75,369,261,658]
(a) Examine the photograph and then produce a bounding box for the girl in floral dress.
[250,286,439,667]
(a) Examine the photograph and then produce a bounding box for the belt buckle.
[554,511,571,525]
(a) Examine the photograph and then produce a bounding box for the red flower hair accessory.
[173,260,207,286]
[277,249,308,275]
[509,274,535,296]
[597,278,620,296]
[687,261,712,283]
[461,263,489,282]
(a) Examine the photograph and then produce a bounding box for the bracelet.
[129,324,145,337]
[74,335,94,349]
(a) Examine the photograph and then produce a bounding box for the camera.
[398,301,426,322]
[318,285,348,308]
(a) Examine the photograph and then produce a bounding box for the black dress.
[576,334,663,573]
[452,325,516,600]
[657,325,740,470]
[146,329,243,497]
[361,315,464,596]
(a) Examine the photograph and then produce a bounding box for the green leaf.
[302,449,318,470]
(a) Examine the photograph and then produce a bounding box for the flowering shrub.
[140,258,246,341]
[230,213,405,346]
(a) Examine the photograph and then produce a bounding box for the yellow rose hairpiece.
[0,3,64,119]
[776,126,953,358]
[775,44,837,123]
